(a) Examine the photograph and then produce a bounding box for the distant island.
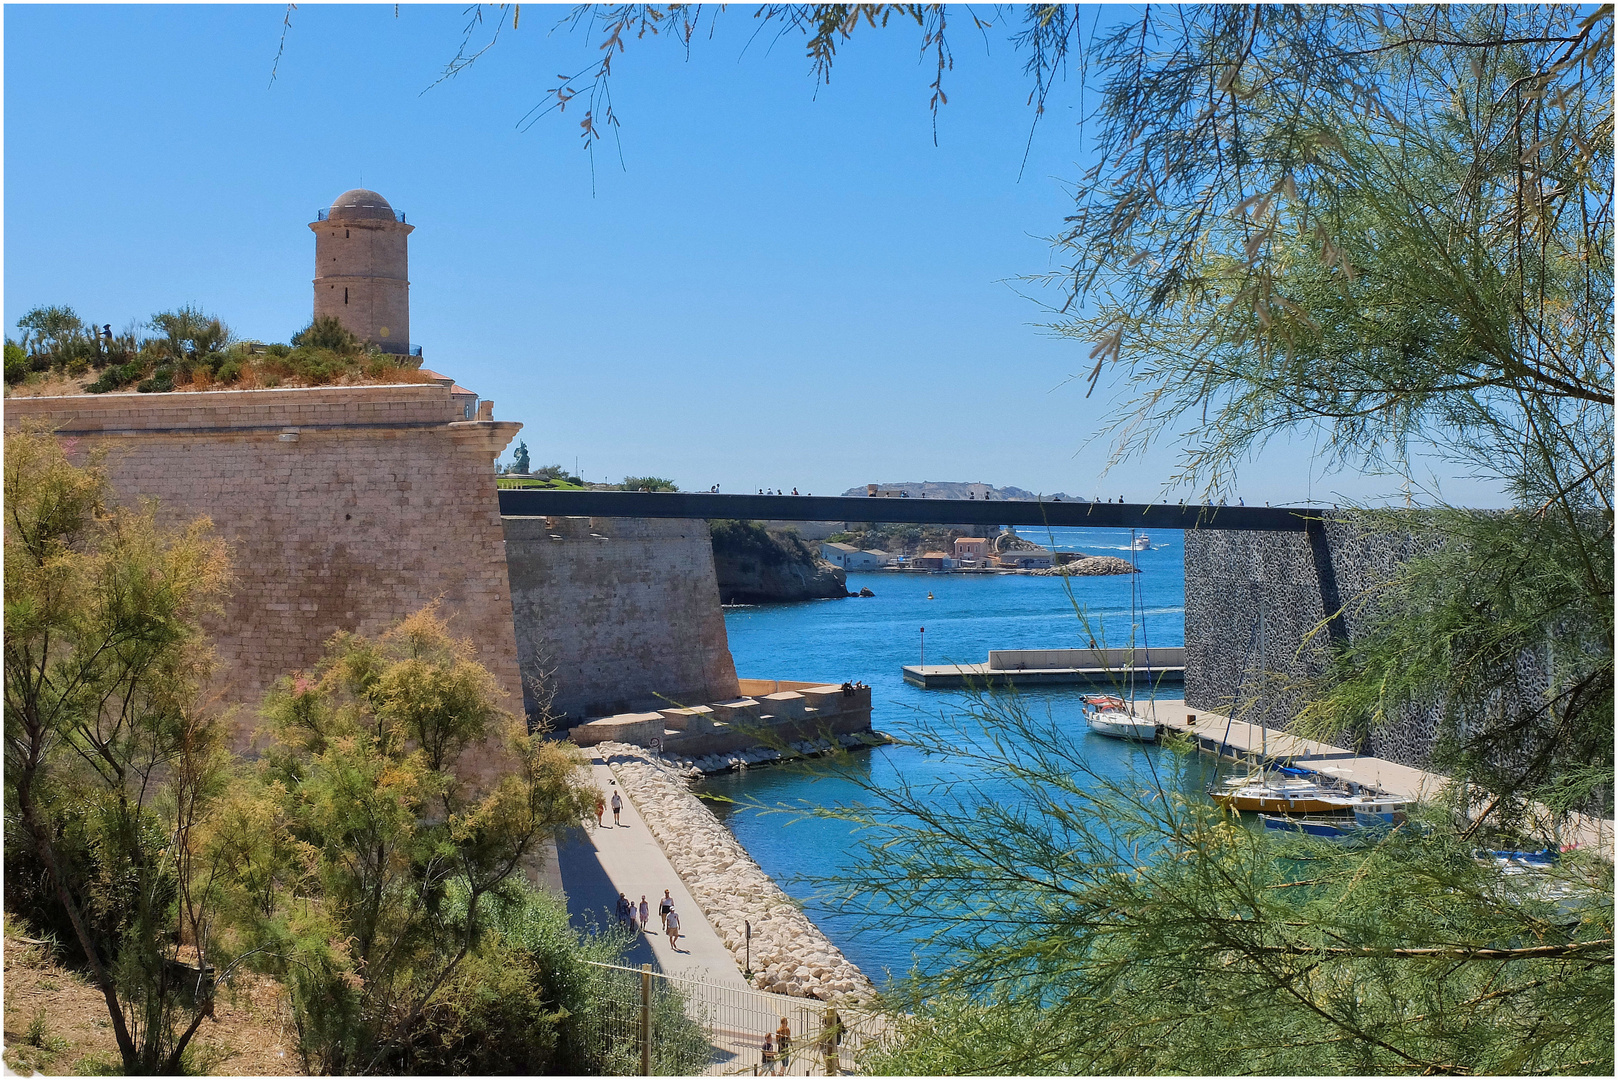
[841,481,1091,501]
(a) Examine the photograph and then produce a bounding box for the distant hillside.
[840,482,1081,502]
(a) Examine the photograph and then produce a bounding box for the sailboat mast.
[1258,593,1267,764]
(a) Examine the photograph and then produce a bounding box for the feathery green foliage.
[213,608,600,1072]
[3,424,235,1074]
[794,703,1615,1075]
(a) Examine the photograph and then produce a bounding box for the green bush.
[4,339,28,384]
[290,315,361,354]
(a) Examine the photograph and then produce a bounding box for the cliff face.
[709,520,849,603]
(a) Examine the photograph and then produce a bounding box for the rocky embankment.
[598,742,877,1004]
[710,519,848,603]
[1031,556,1138,576]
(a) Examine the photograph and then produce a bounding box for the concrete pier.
[903,646,1185,688]
[1147,700,1613,856]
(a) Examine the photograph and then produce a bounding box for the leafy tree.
[16,304,87,355]
[1043,4,1613,818]
[217,607,599,1072]
[620,475,679,491]
[3,424,235,1074]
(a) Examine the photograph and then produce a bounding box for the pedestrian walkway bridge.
[499,489,1316,531]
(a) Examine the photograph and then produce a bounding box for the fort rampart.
[502,515,740,724]
[5,384,524,759]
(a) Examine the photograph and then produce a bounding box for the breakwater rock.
[597,741,877,1004]
[1031,556,1138,576]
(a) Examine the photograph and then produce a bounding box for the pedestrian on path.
[638,895,650,932]
[594,792,605,828]
[665,906,681,950]
[774,1018,791,1075]
[658,889,673,930]
[761,1033,777,1074]
[616,892,633,929]
[611,787,623,826]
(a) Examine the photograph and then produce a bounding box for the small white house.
[820,542,890,570]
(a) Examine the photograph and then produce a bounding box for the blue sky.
[3,3,1501,505]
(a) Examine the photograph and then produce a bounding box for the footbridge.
[497,489,1316,532]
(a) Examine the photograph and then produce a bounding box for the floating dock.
[903,646,1185,688]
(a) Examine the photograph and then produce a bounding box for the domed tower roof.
[327,188,399,222]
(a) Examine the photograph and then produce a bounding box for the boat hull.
[1087,715,1158,741]
[1213,792,1355,814]
[1259,814,1359,838]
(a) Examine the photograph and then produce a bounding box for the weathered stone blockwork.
[1184,516,1450,769]
[5,385,523,755]
[503,516,740,724]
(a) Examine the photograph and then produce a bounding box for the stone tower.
[310,188,414,353]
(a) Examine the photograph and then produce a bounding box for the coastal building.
[420,368,479,419]
[914,551,954,570]
[310,188,415,354]
[996,548,1054,569]
[954,537,988,564]
[820,541,889,570]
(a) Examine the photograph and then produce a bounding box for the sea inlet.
[707,526,1232,984]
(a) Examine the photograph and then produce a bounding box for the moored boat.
[1082,694,1158,741]
[1259,813,1361,839]
[1210,774,1358,814]
[1351,798,1413,827]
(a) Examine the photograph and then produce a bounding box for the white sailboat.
[1083,532,1162,741]
[1083,694,1159,741]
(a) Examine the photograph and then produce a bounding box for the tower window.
[344,288,348,305]
[346,229,350,238]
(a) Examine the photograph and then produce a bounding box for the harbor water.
[707,527,1222,984]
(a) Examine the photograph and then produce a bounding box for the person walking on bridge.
[658,889,673,931]
[611,787,623,826]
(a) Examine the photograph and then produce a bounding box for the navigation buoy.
[926,591,935,600]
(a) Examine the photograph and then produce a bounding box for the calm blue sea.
[706,527,1216,985]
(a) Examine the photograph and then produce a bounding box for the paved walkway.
[555,757,751,989]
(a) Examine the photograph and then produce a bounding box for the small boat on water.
[1210,773,1358,814]
[1259,813,1361,839]
[1131,533,1152,550]
[1352,798,1413,827]
[1082,694,1159,741]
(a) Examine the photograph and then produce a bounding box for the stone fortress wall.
[503,515,741,725]
[1184,514,1472,770]
[5,384,524,762]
